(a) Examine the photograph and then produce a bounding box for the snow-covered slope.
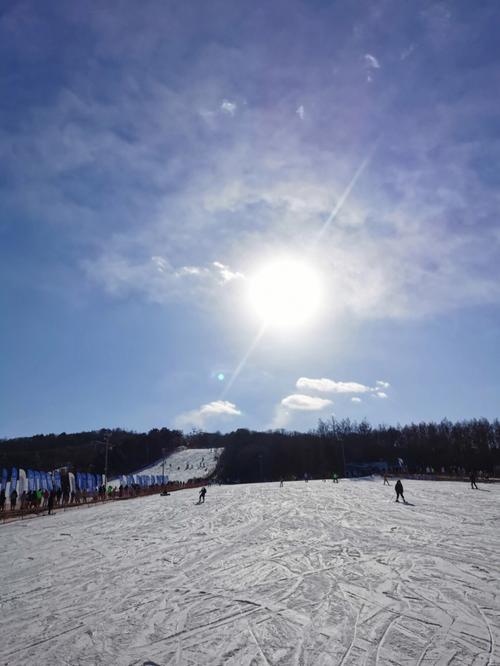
[137,446,223,482]
[1,479,499,665]
[109,447,223,486]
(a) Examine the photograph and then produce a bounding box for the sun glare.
[248,259,322,328]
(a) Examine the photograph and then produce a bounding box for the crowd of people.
[0,479,207,518]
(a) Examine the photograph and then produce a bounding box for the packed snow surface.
[1,479,499,665]
[133,447,223,483]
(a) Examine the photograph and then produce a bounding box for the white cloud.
[401,44,415,60]
[281,394,333,411]
[364,53,380,69]
[351,397,362,403]
[220,99,237,115]
[212,261,244,283]
[375,391,388,399]
[175,400,241,429]
[296,105,305,120]
[376,380,390,389]
[296,377,372,394]
[84,255,244,304]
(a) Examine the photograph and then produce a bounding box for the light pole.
[161,447,166,484]
[103,432,111,486]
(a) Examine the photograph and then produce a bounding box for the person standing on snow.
[469,471,478,489]
[395,479,406,503]
[383,473,390,486]
[48,490,55,515]
[199,487,207,503]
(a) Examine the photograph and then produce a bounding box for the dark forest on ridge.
[1,417,499,482]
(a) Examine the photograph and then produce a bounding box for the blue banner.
[40,472,48,491]
[1,468,7,491]
[10,467,18,493]
[34,470,41,490]
[86,473,93,491]
[46,474,53,491]
[54,471,62,490]
[27,469,35,491]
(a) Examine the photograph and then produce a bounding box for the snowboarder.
[469,471,478,490]
[199,487,207,503]
[383,473,390,486]
[395,479,405,503]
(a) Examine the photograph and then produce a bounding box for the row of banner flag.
[1,468,169,493]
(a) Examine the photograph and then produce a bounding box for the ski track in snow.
[1,480,499,665]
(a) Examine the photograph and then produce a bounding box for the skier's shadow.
[477,488,491,492]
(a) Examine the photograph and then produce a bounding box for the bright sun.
[248,259,322,328]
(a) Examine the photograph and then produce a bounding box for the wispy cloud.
[281,394,333,411]
[296,377,391,400]
[220,99,237,115]
[296,105,305,120]
[83,255,244,304]
[364,53,380,69]
[296,378,372,394]
[376,380,390,389]
[212,261,244,283]
[175,400,241,430]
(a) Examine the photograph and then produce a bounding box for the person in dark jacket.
[199,487,207,503]
[10,489,18,510]
[48,490,55,515]
[395,479,405,503]
[469,471,478,489]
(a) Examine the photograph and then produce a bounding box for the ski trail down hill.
[147,447,222,482]
[114,447,223,485]
[1,479,499,665]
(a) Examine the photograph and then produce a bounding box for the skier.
[10,488,18,511]
[332,472,338,483]
[383,473,390,486]
[469,471,478,490]
[395,479,405,503]
[199,487,207,503]
[279,478,284,487]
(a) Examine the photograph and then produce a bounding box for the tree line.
[1,417,499,481]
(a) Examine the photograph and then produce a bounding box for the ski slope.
[1,479,499,665]
[127,447,223,484]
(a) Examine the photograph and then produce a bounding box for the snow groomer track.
[1,479,499,665]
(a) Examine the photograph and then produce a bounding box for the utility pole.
[161,447,166,483]
[104,432,111,486]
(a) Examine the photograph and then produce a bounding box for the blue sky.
[2,0,500,437]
